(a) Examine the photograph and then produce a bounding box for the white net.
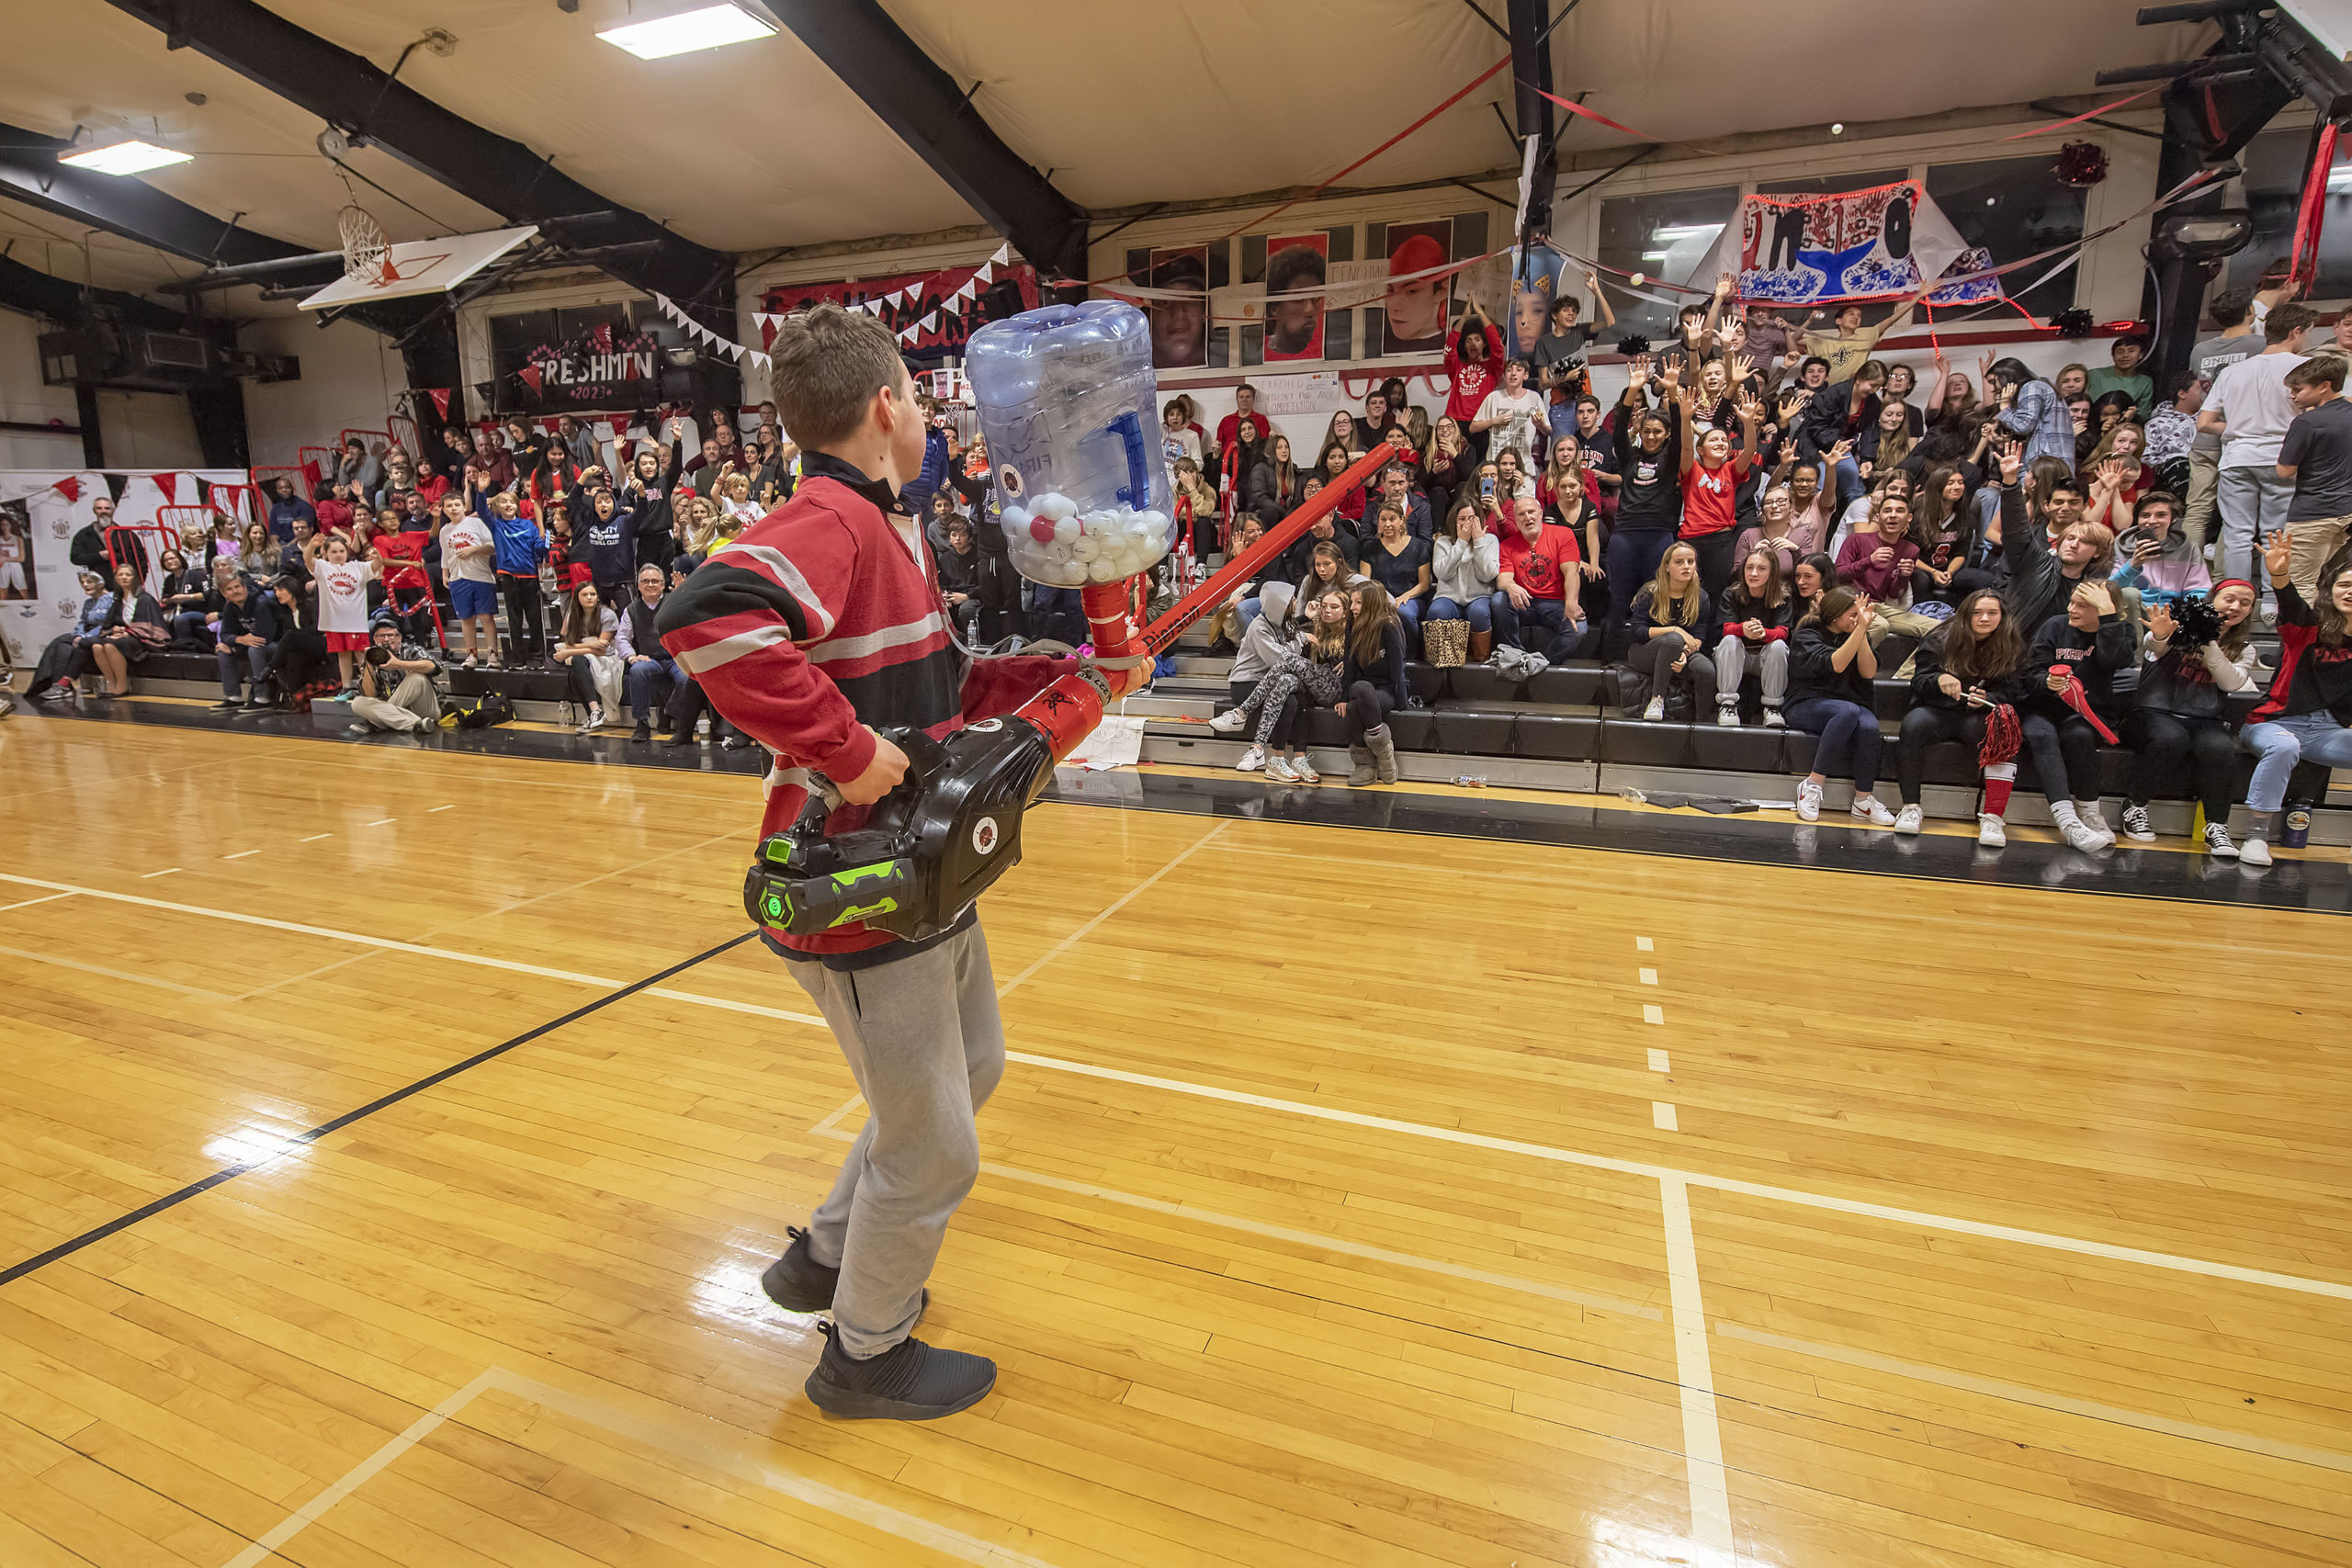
[338,204,390,286]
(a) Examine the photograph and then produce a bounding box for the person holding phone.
[1784,587,1898,825]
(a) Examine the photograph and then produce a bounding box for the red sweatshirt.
[658,451,1068,961]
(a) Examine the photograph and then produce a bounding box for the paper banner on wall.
[153,472,178,504]
[519,365,544,395]
[1702,178,1969,307]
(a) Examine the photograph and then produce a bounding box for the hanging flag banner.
[760,246,1038,355]
[425,388,453,420]
[1701,179,1970,308]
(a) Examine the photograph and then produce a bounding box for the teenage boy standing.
[658,304,1068,1422]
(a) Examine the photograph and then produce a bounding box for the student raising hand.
[2263,527,2293,581]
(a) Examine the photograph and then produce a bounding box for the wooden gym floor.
[2,718,2347,1568]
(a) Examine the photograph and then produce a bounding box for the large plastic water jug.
[966,301,1174,588]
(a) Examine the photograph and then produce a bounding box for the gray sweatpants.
[785,921,1003,1358]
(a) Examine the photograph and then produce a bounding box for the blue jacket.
[1997,380,2075,470]
[479,494,548,577]
[899,427,950,519]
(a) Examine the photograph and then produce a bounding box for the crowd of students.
[1165,286,2352,863]
[17,279,2352,863]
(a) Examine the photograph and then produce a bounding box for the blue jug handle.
[1105,411,1150,508]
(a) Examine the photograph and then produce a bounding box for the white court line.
[300,833,331,843]
[9,866,2349,1305]
[217,1367,1059,1568]
[141,867,182,879]
[1636,936,1655,952]
[811,1124,1660,1321]
[992,1046,2352,1305]
[0,942,230,1001]
[222,849,260,861]
[0,890,73,914]
[1639,967,1658,986]
[1714,1320,2352,1476]
[1648,1049,1672,1073]
[220,1371,499,1568]
[1653,1102,1679,1132]
[809,1093,865,1138]
[366,818,396,827]
[428,804,455,812]
[1643,1004,1665,1025]
[1660,1178,1738,1562]
[995,819,1227,998]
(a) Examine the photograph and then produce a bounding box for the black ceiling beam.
[767,1,1089,281]
[0,249,197,331]
[1505,0,1558,243]
[0,120,319,272]
[0,118,450,341]
[100,0,735,310]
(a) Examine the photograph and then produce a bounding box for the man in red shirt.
[1216,382,1269,456]
[1492,494,1593,664]
[657,304,1066,1424]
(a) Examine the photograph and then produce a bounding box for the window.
[1597,185,1738,343]
[2219,127,2352,302]
[1924,157,2086,322]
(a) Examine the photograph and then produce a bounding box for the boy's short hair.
[2287,355,2347,392]
[2134,490,2180,518]
[2266,302,2318,345]
[767,302,908,449]
[1801,355,1831,378]
[2207,286,2253,329]
[1504,357,1531,375]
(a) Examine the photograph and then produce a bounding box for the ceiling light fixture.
[60,140,193,175]
[1641,250,1671,261]
[597,3,776,60]
[1650,223,1723,242]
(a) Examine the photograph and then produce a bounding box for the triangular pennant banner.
[153,471,179,504]
[975,261,993,285]
[519,365,544,395]
[53,476,82,503]
[749,351,769,370]
[426,388,453,420]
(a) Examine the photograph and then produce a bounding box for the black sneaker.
[805,1321,995,1421]
[758,1226,837,1312]
[211,698,243,710]
[630,721,651,743]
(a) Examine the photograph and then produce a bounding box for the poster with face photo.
[1382,219,1453,354]
[1142,245,1209,369]
[1262,234,1328,362]
[1509,245,1568,360]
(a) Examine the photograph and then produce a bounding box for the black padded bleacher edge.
[1216,659,2312,803]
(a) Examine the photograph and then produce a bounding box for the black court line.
[25,694,2352,913]
[0,930,757,1289]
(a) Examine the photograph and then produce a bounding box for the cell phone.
[1481,478,1495,499]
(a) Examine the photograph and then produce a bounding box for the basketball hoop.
[338,204,396,287]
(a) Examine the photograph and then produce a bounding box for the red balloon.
[1029,517,1057,543]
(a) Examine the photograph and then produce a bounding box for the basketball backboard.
[298,225,539,310]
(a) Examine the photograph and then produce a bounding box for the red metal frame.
[100,523,177,590]
[155,506,217,556]
[385,413,420,460]
[249,465,310,509]
[207,483,263,527]
[297,447,338,489]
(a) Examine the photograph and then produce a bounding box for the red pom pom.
[1028,517,1057,543]
[2055,141,2108,188]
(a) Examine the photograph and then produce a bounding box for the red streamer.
[1520,83,1661,144]
[1999,87,2155,141]
[1211,54,1511,245]
[2290,123,2340,291]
